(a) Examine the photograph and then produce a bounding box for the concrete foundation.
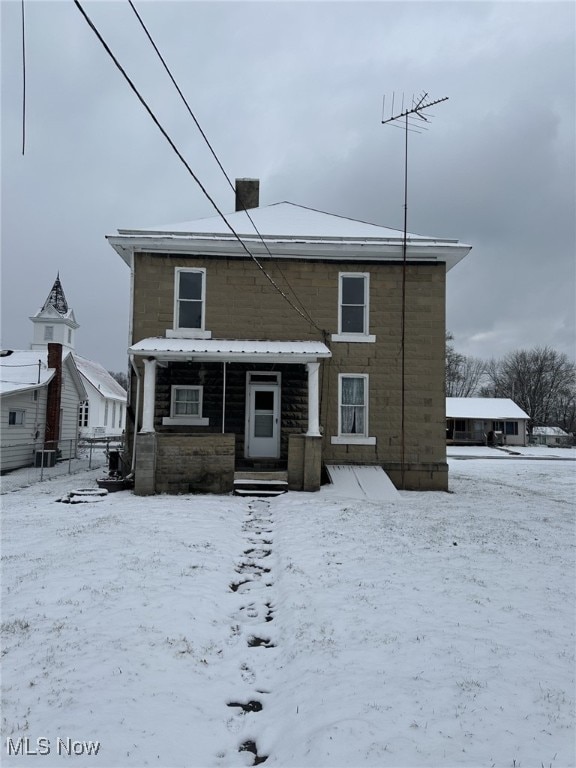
[287,433,323,491]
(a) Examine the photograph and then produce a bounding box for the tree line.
[446,334,576,434]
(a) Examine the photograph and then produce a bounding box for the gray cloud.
[2,1,574,370]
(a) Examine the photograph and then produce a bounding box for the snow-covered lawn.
[1,453,574,767]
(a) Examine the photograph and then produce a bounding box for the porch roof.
[129,337,332,363]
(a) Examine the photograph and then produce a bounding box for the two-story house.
[107,179,471,495]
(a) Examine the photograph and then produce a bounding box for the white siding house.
[531,426,572,447]
[446,397,529,446]
[0,348,87,472]
[74,356,126,437]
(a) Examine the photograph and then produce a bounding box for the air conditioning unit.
[35,450,56,468]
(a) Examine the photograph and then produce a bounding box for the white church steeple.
[30,273,79,351]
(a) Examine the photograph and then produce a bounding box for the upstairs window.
[333,273,375,342]
[175,268,205,330]
[44,326,54,341]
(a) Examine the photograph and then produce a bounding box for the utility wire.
[126,0,322,333]
[21,0,26,155]
[74,0,318,332]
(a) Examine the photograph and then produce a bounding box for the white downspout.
[222,361,227,433]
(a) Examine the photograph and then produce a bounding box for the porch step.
[234,488,287,498]
[233,472,288,497]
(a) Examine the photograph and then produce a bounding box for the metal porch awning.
[129,338,332,363]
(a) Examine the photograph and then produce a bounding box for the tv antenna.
[381,92,449,489]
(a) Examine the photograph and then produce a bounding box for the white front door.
[246,379,280,459]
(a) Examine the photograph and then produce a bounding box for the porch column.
[306,361,321,437]
[141,357,157,433]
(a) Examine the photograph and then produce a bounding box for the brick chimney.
[45,343,63,449]
[235,178,260,212]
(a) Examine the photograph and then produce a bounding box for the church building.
[30,274,127,438]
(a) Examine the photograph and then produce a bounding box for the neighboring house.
[0,345,87,472]
[74,356,127,438]
[30,275,127,438]
[531,426,572,447]
[107,178,472,495]
[446,397,529,446]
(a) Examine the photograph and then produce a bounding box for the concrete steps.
[233,472,288,497]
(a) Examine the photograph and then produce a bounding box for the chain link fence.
[0,438,124,495]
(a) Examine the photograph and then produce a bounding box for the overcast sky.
[1,1,574,372]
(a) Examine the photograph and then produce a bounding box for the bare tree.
[482,346,576,430]
[108,371,128,391]
[445,332,485,397]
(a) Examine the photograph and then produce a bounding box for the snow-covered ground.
[1,451,574,767]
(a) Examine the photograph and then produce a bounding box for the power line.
[74,0,320,333]
[21,0,26,155]
[126,0,322,334]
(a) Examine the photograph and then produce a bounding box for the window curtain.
[341,377,365,434]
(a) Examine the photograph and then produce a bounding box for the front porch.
[129,338,331,495]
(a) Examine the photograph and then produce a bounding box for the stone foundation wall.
[384,461,448,491]
[154,433,235,494]
[288,434,322,491]
[134,433,157,496]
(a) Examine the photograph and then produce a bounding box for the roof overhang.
[62,353,88,401]
[107,234,471,273]
[128,338,332,364]
[0,377,54,397]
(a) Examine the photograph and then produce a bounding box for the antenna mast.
[381,92,448,489]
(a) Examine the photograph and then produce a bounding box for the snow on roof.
[129,338,332,362]
[73,355,127,400]
[119,202,463,244]
[42,274,69,315]
[109,201,472,274]
[0,350,54,395]
[532,426,569,436]
[446,397,529,420]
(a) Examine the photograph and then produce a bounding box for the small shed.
[446,397,529,446]
[531,426,572,447]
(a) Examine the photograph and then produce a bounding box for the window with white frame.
[172,386,202,417]
[332,273,375,342]
[175,268,206,330]
[44,325,54,341]
[339,375,368,436]
[162,385,209,426]
[8,410,25,426]
[78,401,89,428]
